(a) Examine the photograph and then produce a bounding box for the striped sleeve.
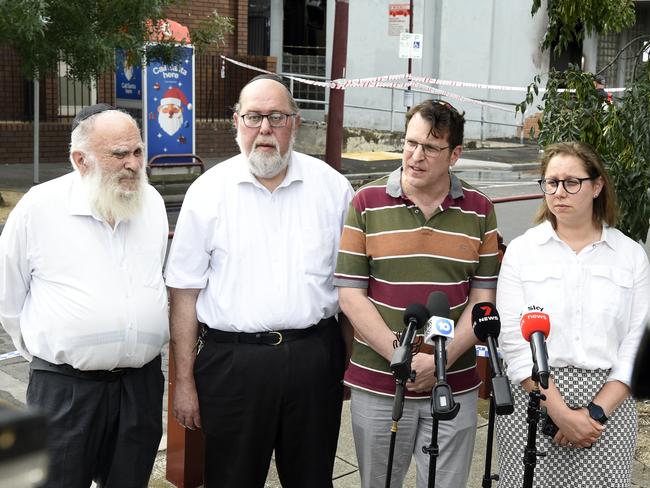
[471,204,500,288]
[334,197,369,288]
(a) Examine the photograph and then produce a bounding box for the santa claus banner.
[115,49,142,106]
[144,45,195,163]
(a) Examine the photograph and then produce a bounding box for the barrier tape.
[0,350,21,362]
[221,55,627,98]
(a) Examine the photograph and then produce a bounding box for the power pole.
[405,0,414,110]
[325,0,349,171]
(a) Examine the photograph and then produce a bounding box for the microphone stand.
[423,337,460,488]
[522,367,547,488]
[482,392,499,487]
[481,339,514,487]
[386,337,419,488]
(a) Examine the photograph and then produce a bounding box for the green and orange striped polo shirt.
[334,168,500,398]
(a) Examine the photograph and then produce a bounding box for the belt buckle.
[269,331,283,346]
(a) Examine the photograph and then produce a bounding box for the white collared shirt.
[0,172,170,370]
[496,220,649,386]
[165,152,354,332]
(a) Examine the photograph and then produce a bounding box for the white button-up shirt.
[0,172,170,370]
[496,220,649,386]
[165,152,354,332]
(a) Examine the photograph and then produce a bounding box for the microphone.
[390,303,430,382]
[471,303,514,415]
[423,291,460,420]
[520,310,551,389]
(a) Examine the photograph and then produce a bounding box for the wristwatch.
[587,401,608,425]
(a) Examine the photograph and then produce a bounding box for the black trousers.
[194,319,345,488]
[26,356,164,488]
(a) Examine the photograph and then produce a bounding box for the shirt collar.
[534,220,617,250]
[386,167,465,200]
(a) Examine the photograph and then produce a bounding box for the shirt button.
[414,209,420,214]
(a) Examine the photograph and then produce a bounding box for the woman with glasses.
[494,141,649,486]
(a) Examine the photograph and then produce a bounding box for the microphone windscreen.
[426,291,450,318]
[471,302,501,341]
[520,311,550,341]
[403,303,430,330]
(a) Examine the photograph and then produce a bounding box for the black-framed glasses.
[538,177,595,195]
[404,140,450,158]
[239,112,296,128]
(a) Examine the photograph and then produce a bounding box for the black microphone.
[424,291,460,420]
[520,310,551,389]
[471,303,514,415]
[390,303,430,382]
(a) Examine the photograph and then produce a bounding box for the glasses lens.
[244,114,262,127]
[564,179,582,194]
[422,146,441,157]
[540,179,557,194]
[268,113,287,127]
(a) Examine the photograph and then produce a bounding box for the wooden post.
[165,346,204,487]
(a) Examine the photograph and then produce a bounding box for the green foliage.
[0,0,233,81]
[531,0,635,54]
[518,65,650,242]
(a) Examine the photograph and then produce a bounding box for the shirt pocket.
[520,265,565,303]
[589,265,633,325]
[301,226,336,278]
[133,246,165,289]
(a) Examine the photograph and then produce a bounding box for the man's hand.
[173,377,202,430]
[553,407,604,448]
[407,352,437,392]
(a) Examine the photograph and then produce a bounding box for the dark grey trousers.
[27,356,164,488]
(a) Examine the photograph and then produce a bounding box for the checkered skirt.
[495,366,637,488]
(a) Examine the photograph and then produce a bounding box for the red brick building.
[0,1,276,164]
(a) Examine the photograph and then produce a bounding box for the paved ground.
[1,144,649,486]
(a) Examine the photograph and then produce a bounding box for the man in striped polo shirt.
[334,99,500,488]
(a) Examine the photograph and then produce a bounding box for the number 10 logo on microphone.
[435,318,454,338]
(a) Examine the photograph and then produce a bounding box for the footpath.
[1,144,649,487]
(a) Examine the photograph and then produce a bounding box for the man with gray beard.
[165,74,354,487]
[0,104,169,487]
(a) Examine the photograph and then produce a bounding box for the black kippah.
[244,73,289,90]
[71,103,115,131]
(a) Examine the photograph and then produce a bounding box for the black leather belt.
[201,316,336,346]
[30,356,143,381]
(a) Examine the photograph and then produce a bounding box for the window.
[58,61,97,117]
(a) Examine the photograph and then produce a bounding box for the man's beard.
[159,111,183,136]
[82,158,148,224]
[237,134,294,179]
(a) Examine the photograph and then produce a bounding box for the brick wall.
[519,112,542,140]
[0,122,70,164]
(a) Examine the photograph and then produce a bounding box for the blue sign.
[115,50,142,102]
[144,45,194,163]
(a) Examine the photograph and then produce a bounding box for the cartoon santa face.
[157,87,191,136]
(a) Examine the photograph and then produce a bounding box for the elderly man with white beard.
[0,104,169,488]
[165,74,354,487]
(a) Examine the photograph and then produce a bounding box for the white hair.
[69,109,139,170]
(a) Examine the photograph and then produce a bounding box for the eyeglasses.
[239,112,296,128]
[538,177,595,195]
[404,140,450,158]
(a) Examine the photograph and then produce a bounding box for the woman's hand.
[552,407,604,448]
